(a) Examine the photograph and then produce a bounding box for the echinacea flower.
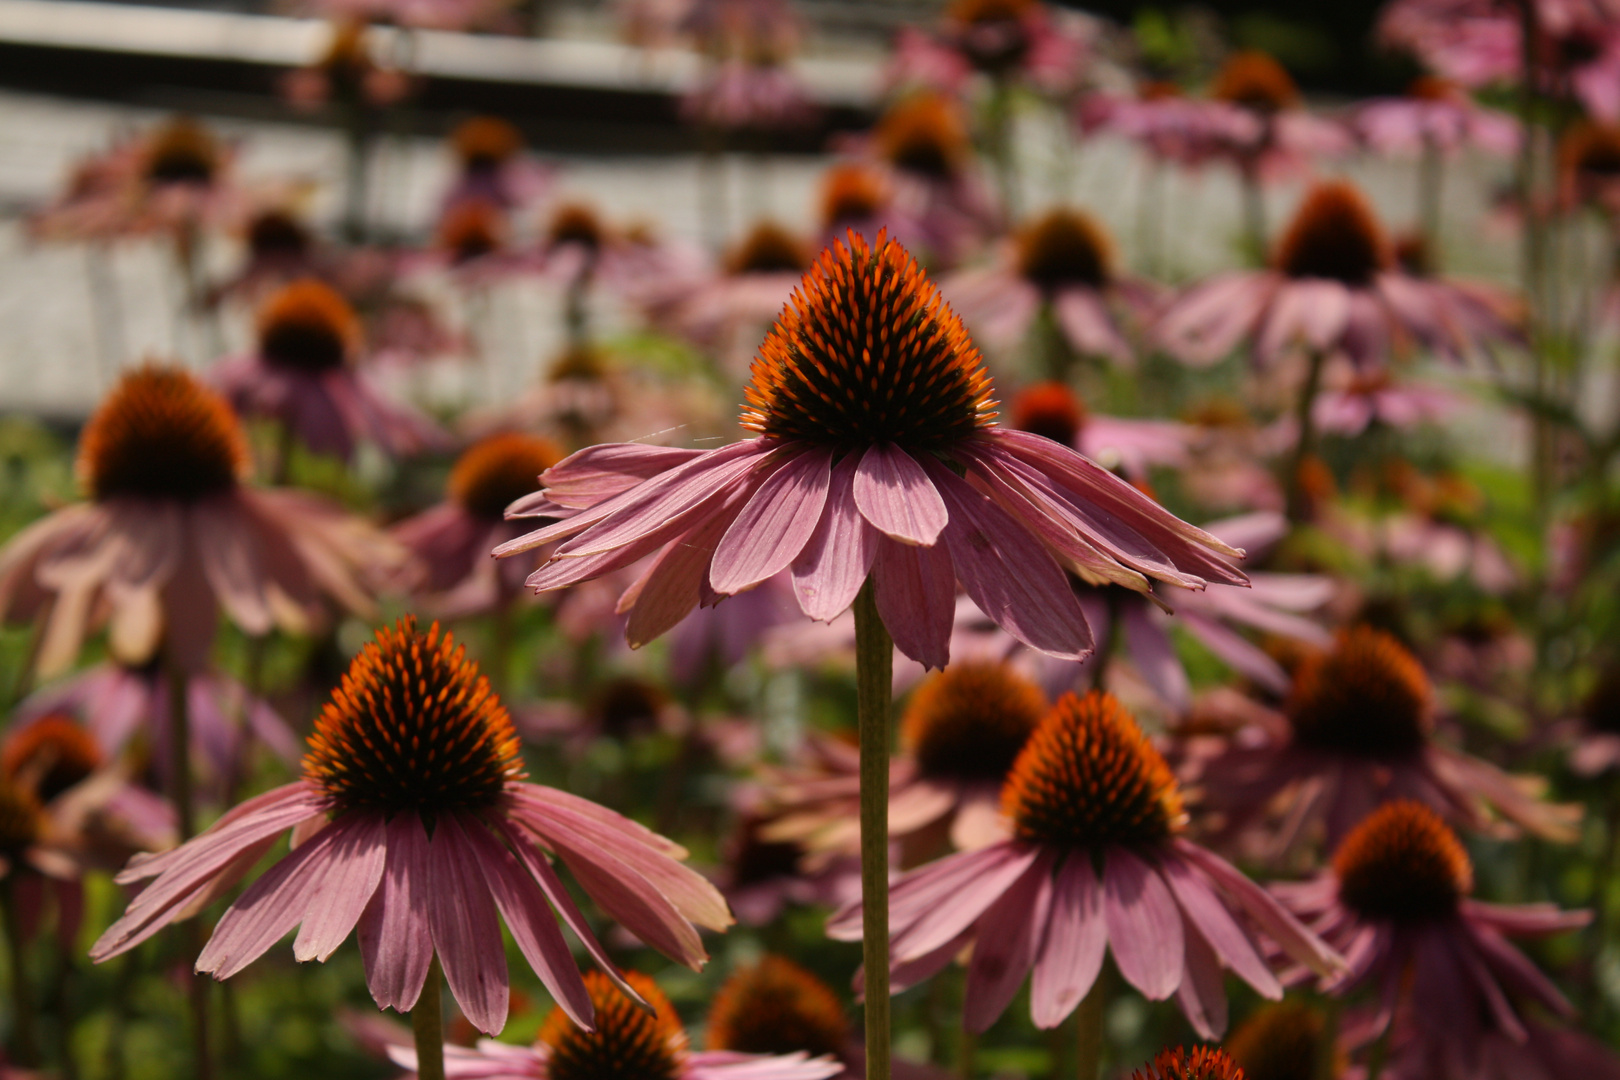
[1157,180,1522,369]
[497,231,1248,670]
[1075,82,1258,171]
[391,433,563,617]
[1201,51,1352,183]
[1193,627,1579,853]
[1223,1000,1333,1080]
[90,616,733,1035]
[817,163,926,255]
[829,691,1339,1037]
[1564,668,1620,776]
[1127,1047,1247,1080]
[213,277,448,462]
[658,222,813,365]
[388,969,842,1079]
[717,811,858,926]
[866,95,1000,266]
[0,367,402,677]
[944,208,1159,367]
[1352,76,1519,159]
[764,661,1048,859]
[280,17,411,110]
[1558,121,1620,216]
[1009,381,1191,484]
[1273,801,1589,1072]
[441,116,550,215]
[885,0,1090,99]
[708,955,949,1080]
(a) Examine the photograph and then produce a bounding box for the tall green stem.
[413,956,445,1080]
[1418,138,1444,264]
[1072,979,1106,1080]
[854,581,893,1080]
[1286,350,1327,523]
[0,877,39,1067]
[165,661,210,1080]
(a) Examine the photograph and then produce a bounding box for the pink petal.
[425,815,510,1035]
[622,502,737,649]
[921,457,1091,661]
[539,443,704,510]
[790,452,879,622]
[887,844,1041,963]
[1119,602,1188,713]
[872,535,956,670]
[853,444,948,546]
[1156,850,1280,998]
[1031,854,1107,1029]
[964,851,1053,1032]
[192,499,273,636]
[505,786,684,857]
[358,813,435,1014]
[291,812,389,962]
[711,447,834,594]
[461,815,595,1031]
[1101,847,1183,1000]
[1175,922,1228,1039]
[1170,839,1340,977]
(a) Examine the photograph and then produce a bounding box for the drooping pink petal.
[622,499,740,650]
[358,813,435,1014]
[790,451,880,622]
[538,443,705,510]
[828,842,1014,942]
[1171,839,1341,976]
[1031,854,1107,1029]
[290,812,389,963]
[1156,850,1280,998]
[1101,847,1184,1000]
[921,457,1091,661]
[460,814,595,1031]
[505,785,686,857]
[1119,602,1188,714]
[425,815,510,1035]
[888,843,1041,963]
[872,535,956,670]
[853,444,948,546]
[1175,922,1228,1039]
[711,447,834,594]
[964,850,1053,1032]
[192,499,273,636]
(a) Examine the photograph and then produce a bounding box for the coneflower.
[1129,1046,1247,1080]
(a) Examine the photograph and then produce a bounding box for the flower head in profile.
[213,278,447,461]
[90,616,733,1035]
[389,968,842,1079]
[830,691,1338,1036]
[499,231,1246,670]
[1196,51,1351,180]
[1223,1000,1330,1080]
[1274,801,1589,1071]
[1158,179,1523,369]
[438,115,550,214]
[0,367,401,677]
[1353,76,1519,158]
[1194,626,1579,852]
[1129,1047,1247,1080]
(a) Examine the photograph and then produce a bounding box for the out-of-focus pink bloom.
[647,221,811,367]
[667,573,800,688]
[814,162,929,255]
[331,248,470,368]
[1199,51,1353,182]
[292,0,515,33]
[391,434,563,618]
[91,618,732,1036]
[885,0,1092,99]
[862,93,1001,266]
[1159,180,1524,368]
[1309,366,1460,436]
[1007,381,1192,484]
[497,232,1248,671]
[206,206,327,309]
[830,691,1339,1037]
[1557,121,1620,215]
[1377,1011,1620,1080]
[1275,801,1588,1073]
[13,662,298,798]
[716,809,860,926]
[213,278,449,461]
[682,60,818,132]
[0,368,403,677]
[439,116,551,215]
[280,19,413,111]
[1191,627,1580,854]
[1076,83,1260,170]
[1353,75,1520,156]
[1564,669,1620,776]
[389,969,842,1079]
[944,208,1160,366]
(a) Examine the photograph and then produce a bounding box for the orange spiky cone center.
[1016,208,1114,291]
[708,955,850,1059]
[1012,381,1086,445]
[725,222,810,276]
[548,203,606,251]
[820,164,889,230]
[1210,51,1298,113]
[142,117,221,185]
[1130,1046,1248,1080]
[3,716,102,803]
[1286,626,1432,758]
[540,971,686,1080]
[0,780,42,857]
[1274,181,1391,286]
[901,661,1046,783]
[448,433,562,520]
[452,116,523,171]
[78,366,249,502]
[1334,800,1472,923]
[303,616,525,817]
[257,278,362,373]
[1002,691,1186,849]
[740,231,996,449]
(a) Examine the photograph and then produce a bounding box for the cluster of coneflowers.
[4,0,1620,1078]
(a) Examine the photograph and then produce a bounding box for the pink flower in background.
[1309,367,1459,436]
[91,618,732,1036]
[498,232,1247,670]
[1077,83,1260,170]
[829,691,1339,1037]
[885,0,1093,99]
[439,116,552,216]
[1007,382,1192,483]
[1199,51,1353,182]
[1353,76,1520,157]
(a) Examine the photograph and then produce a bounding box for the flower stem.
[413,955,446,1080]
[1285,349,1327,523]
[1072,979,1106,1080]
[0,876,40,1067]
[165,660,211,1080]
[1363,1021,1393,1080]
[854,580,893,1080]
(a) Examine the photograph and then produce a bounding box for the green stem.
[855,580,893,1080]
[1363,1020,1393,1080]
[1313,996,1340,1080]
[1072,978,1106,1080]
[166,661,210,1080]
[413,956,445,1080]
[1418,137,1444,265]
[0,877,40,1067]
[1240,156,1267,265]
[1286,349,1327,524]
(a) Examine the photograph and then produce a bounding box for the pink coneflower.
[765,661,1048,859]
[1557,121,1620,216]
[206,206,325,308]
[1353,76,1519,158]
[440,116,550,215]
[1309,367,1458,437]
[13,660,299,797]
[1274,801,1589,1074]
[708,956,949,1080]
[1192,626,1579,853]
[390,969,841,1079]
[1565,668,1620,775]
[817,164,927,256]
[0,367,401,677]
[659,222,813,364]
[391,433,564,618]
[213,278,448,463]
[830,691,1338,1036]
[866,95,1000,267]
[886,0,1090,99]
[716,809,859,926]
[1223,999,1334,1080]
[1202,51,1353,180]
[1009,381,1192,483]
[280,18,412,110]
[945,208,1159,368]
[1375,1009,1620,1080]
[498,231,1246,670]
[1127,1047,1246,1080]
[90,617,733,1037]
[1076,82,1260,171]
